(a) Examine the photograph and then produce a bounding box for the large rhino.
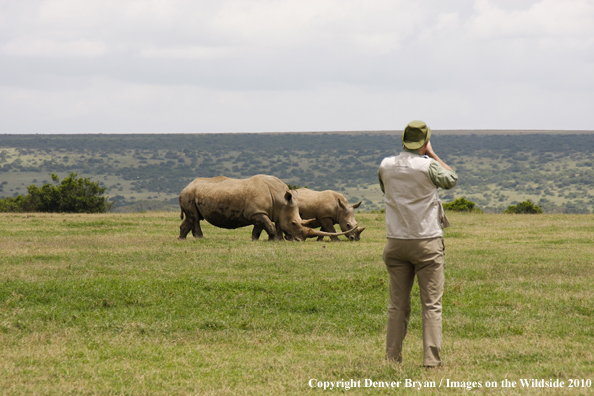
[296,188,366,241]
[178,175,352,241]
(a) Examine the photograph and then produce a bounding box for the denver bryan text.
[308,379,436,390]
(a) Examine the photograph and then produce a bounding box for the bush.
[0,194,35,213]
[0,172,110,213]
[286,184,308,190]
[504,200,543,214]
[442,197,482,213]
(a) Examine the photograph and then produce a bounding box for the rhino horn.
[356,226,366,233]
[301,218,318,227]
[305,227,357,239]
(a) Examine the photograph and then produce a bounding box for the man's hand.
[424,141,453,171]
[425,141,436,157]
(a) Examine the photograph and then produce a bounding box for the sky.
[1,0,593,134]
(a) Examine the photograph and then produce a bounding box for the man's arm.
[378,168,385,193]
[424,141,458,189]
[429,161,457,189]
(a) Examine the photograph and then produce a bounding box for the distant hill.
[2,131,594,213]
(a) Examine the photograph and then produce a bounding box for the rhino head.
[337,200,366,241]
[280,190,355,242]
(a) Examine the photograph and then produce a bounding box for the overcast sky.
[1,0,593,134]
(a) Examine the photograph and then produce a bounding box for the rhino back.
[296,188,338,219]
[191,175,284,229]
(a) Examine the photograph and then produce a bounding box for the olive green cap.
[402,120,431,150]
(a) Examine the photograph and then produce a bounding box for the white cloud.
[0,0,593,132]
[2,38,109,57]
[139,46,234,60]
[471,0,594,38]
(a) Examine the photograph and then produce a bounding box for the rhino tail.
[179,195,185,220]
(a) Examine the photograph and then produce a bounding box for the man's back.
[379,152,444,239]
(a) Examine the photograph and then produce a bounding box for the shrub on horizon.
[504,200,543,214]
[442,197,482,213]
[0,172,110,213]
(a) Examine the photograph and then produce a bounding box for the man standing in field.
[378,120,457,367]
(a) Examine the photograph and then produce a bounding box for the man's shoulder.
[381,152,431,166]
[379,155,394,167]
[380,155,397,163]
[379,154,403,170]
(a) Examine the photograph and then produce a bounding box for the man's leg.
[414,238,445,367]
[383,239,415,362]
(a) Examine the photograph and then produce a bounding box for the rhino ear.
[338,199,347,209]
[352,201,362,209]
[285,190,295,205]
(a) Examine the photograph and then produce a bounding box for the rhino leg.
[179,202,204,239]
[179,216,203,239]
[252,225,264,240]
[319,218,340,242]
[179,217,193,239]
[251,213,280,241]
[191,220,204,238]
[274,223,285,241]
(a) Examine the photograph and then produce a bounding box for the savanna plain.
[1,212,593,395]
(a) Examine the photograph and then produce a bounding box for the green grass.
[1,212,593,395]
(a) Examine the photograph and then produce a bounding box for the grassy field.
[1,212,593,395]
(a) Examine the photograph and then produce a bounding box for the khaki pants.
[383,237,445,366]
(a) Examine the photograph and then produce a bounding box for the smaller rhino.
[296,188,365,241]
